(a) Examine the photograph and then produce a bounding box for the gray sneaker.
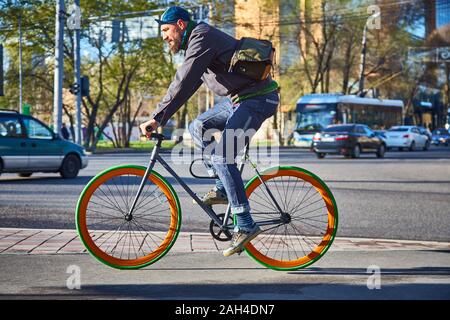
[195,189,228,206]
[223,225,262,257]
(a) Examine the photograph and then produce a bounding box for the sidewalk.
[1,228,449,300]
[1,227,449,255]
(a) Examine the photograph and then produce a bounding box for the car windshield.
[389,128,409,132]
[295,104,337,133]
[323,125,354,132]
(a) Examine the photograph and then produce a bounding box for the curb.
[0,228,449,256]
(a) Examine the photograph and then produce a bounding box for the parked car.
[385,125,430,151]
[431,128,450,146]
[312,124,386,159]
[0,110,88,178]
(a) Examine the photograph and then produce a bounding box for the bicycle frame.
[127,134,286,234]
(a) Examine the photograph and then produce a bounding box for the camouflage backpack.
[228,37,275,81]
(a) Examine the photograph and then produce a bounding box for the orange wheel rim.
[245,168,336,269]
[78,168,179,267]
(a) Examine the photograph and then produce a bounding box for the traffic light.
[111,20,121,43]
[80,76,89,97]
[69,83,80,95]
[69,76,89,96]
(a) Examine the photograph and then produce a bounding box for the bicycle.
[76,133,338,271]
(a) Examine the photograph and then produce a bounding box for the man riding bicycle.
[139,6,279,257]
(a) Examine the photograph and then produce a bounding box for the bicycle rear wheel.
[76,165,181,269]
[244,166,338,271]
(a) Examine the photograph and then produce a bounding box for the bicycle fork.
[126,140,161,220]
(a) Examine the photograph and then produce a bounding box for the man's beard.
[169,38,181,54]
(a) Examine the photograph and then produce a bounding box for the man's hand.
[140,119,159,139]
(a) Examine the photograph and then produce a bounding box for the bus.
[292,93,404,147]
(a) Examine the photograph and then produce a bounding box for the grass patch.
[96,140,177,150]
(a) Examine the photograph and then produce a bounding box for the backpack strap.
[231,80,279,104]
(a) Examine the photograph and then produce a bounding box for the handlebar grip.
[145,126,153,133]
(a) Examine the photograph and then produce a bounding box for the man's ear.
[177,19,188,30]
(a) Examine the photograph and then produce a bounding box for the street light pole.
[358,23,368,97]
[69,0,82,145]
[358,12,380,97]
[19,14,23,113]
[53,0,65,136]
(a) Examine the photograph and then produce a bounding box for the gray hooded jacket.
[151,22,273,126]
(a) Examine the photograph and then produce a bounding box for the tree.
[100,38,175,148]
[0,0,176,150]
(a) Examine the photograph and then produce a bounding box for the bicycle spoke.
[131,185,164,215]
[87,207,125,219]
[289,185,313,215]
[291,192,323,217]
[129,219,157,254]
[291,199,327,218]
[132,202,169,218]
[285,226,303,260]
[285,176,299,213]
[103,181,126,214]
[290,223,320,251]
[131,218,165,247]
[132,217,169,241]
[291,206,327,223]
[277,177,288,213]
[287,180,306,213]
[269,178,285,212]
[88,199,124,214]
[106,222,129,255]
[95,186,126,216]
[119,175,129,214]
[112,176,128,215]
[87,217,124,230]
[251,186,279,212]
[287,223,309,258]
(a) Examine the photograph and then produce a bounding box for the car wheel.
[376,144,386,158]
[18,173,33,178]
[409,141,416,151]
[351,144,361,158]
[316,152,325,159]
[60,154,80,179]
[423,140,430,151]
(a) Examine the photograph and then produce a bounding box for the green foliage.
[0,0,175,149]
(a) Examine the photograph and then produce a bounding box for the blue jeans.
[188,91,279,231]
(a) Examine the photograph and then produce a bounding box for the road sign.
[408,47,450,63]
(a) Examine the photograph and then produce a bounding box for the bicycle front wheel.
[244,166,338,271]
[76,165,181,269]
